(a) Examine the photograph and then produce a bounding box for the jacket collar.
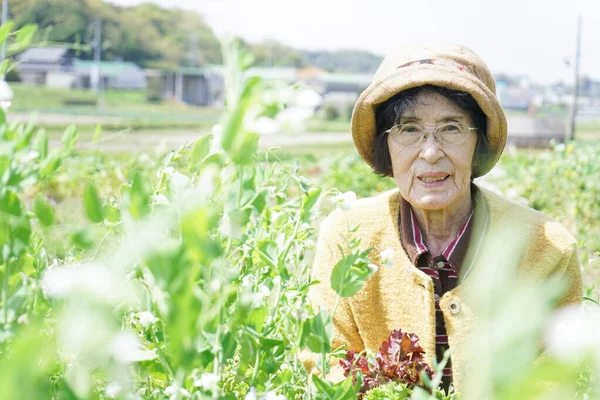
[385,183,490,282]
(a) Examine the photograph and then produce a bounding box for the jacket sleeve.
[299,213,365,381]
[555,242,583,308]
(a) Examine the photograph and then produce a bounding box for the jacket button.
[449,300,460,314]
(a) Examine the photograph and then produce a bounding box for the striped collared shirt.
[398,193,475,387]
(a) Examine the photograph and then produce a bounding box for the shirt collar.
[398,186,478,272]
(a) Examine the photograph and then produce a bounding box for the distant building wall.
[156,68,224,107]
[19,71,46,85]
[46,72,77,88]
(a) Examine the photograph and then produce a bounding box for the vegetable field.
[2,36,600,400]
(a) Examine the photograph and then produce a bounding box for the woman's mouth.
[417,174,450,185]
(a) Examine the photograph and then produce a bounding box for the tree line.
[9,0,382,73]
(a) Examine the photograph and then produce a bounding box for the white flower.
[293,88,323,108]
[137,311,158,328]
[241,274,257,288]
[245,387,257,400]
[367,263,379,274]
[209,279,222,293]
[197,165,219,200]
[193,372,220,390]
[546,303,600,362]
[219,213,242,239]
[165,384,191,399]
[276,107,314,134]
[168,171,191,192]
[110,332,157,363]
[263,391,286,400]
[253,116,281,135]
[379,248,395,268]
[41,263,135,304]
[210,124,223,153]
[258,284,271,298]
[105,381,122,398]
[332,191,357,211]
[18,151,40,163]
[151,194,170,205]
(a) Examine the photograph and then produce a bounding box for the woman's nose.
[418,133,445,163]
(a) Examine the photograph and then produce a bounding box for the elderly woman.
[310,43,582,393]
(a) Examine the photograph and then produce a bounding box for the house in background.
[16,46,147,90]
[296,67,373,118]
[73,60,147,90]
[150,65,225,107]
[16,47,76,87]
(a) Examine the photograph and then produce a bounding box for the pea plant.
[1,21,600,400]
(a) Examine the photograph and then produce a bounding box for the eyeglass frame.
[384,121,478,146]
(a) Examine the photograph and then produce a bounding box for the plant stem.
[251,342,261,385]
[332,295,341,320]
[2,261,8,325]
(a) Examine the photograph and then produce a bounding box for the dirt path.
[49,131,353,153]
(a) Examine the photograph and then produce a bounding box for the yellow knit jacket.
[306,185,583,393]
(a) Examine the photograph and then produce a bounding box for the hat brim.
[351,64,507,178]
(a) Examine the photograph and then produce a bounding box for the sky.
[107,0,600,84]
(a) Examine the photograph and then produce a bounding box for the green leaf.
[0,59,9,79]
[221,76,261,153]
[221,330,237,363]
[39,153,62,178]
[330,248,375,298]
[0,107,5,125]
[83,183,104,223]
[302,187,322,222]
[300,310,332,354]
[0,21,14,47]
[274,369,293,385]
[312,374,335,398]
[32,130,48,160]
[125,172,151,219]
[250,189,268,213]
[231,132,259,165]
[409,386,432,400]
[333,378,358,400]
[6,24,37,54]
[0,192,31,260]
[71,228,94,249]
[188,134,211,170]
[247,305,268,331]
[61,124,78,151]
[104,203,121,223]
[33,196,55,227]
[15,124,36,150]
[92,124,102,143]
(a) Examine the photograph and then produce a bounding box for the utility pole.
[569,14,581,141]
[91,18,101,92]
[91,18,104,109]
[0,0,8,80]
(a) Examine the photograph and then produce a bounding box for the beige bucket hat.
[351,43,507,178]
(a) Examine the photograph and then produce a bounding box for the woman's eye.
[441,124,461,133]
[402,126,420,134]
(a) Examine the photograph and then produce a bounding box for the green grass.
[306,117,351,132]
[10,83,222,122]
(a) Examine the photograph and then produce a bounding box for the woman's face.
[387,90,478,211]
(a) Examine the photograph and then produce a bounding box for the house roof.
[18,47,70,63]
[322,72,374,87]
[74,60,144,77]
[245,67,297,81]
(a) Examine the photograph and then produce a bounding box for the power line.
[569,14,581,141]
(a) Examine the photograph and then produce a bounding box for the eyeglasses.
[385,122,477,146]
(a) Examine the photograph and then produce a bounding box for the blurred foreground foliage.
[1,28,600,399]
